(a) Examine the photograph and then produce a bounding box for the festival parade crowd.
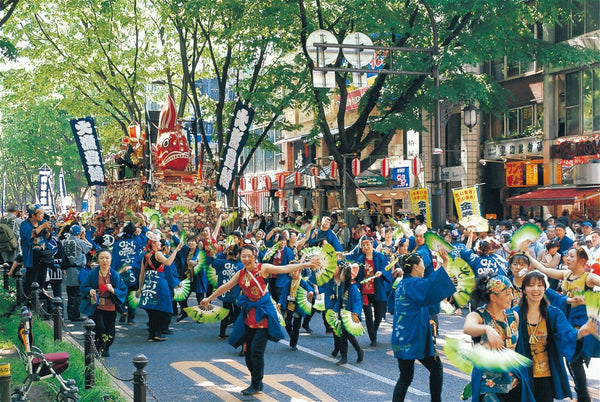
[1,203,599,401]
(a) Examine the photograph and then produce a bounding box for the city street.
[64,305,600,401]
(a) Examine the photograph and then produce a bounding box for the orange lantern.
[277,174,286,189]
[294,171,302,187]
[251,176,258,191]
[311,166,319,176]
[239,177,246,191]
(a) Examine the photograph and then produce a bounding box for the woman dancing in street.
[200,244,319,396]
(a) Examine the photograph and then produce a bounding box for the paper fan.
[224,235,236,249]
[443,337,473,374]
[448,257,475,307]
[468,344,532,373]
[340,309,365,336]
[313,294,325,311]
[262,242,280,262]
[311,244,338,286]
[440,300,456,315]
[311,215,319,226]
[184,305,230,323]
[300,246,321,259]
[325,309,341,337]
[206,265,218,288]
[459,215,489,233]
[584,290,600,339]
[179,229,187,245]
[173,278,191,301]
[424,232,453,253]
[167,205,189,218]
[127,291,140,308]
[80,211,93,226]
[143,207,164,225]
[271,297,286,327]
[296,287,312,315]
[510,223,542,250]
[220,211,237,227]
[193,250,207,275]
[283,223,304,233]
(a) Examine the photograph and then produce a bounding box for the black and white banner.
[38,164,55,214]
[70,117,106,186]
[216,100,254,194]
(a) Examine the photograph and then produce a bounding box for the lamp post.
[308,0,445,229]
[463,103,478,132]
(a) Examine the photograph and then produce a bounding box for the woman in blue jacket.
[334,263,364,365]
[515,270,596,401]
[391,249,455,402]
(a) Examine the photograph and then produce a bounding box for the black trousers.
[90,309,117,354]
[66,285,81,319]
[147,309,170,338]
[339,326,361,359]
[393,356,443,402]
[284,310,302,347]
[567,339,591,402]
[219,301,239,337]
[362,293,387,342]
[245,327,268,388]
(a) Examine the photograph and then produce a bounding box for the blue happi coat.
[391,268,455,360]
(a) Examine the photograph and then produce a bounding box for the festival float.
[103,95,223,234]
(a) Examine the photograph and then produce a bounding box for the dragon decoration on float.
[154,94,191,171]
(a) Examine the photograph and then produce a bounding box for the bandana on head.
[486,275,512,294]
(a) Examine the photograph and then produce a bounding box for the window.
[555,0,600,41]
[557,67,600,137]
[241,129,283,174]
[491,104,541,139]
[491,23,542,81]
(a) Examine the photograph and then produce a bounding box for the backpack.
[62,237,80,266]
[0,217,18,252]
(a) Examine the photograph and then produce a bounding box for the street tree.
[295,0,600,210]
[0,98,88,208]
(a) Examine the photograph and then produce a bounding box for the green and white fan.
[301,243,337,286]
[173,278,191,302]
[184,305,230,323]
[127,291,140,308]
[193,250,207,275]
[206,265,219,288]
[271,297,286,327]
[468,344,532,373]
[447,257,475,307]
[510,223,542,250]
[262,242,280,261]
[340,308,366,337]
[313,294,325,311]
[325,309,342,337]
[424,232,454,253]
[167,205,189,218]
[443,337,474,374]
[585,290,600,340]
[296,287,312,315]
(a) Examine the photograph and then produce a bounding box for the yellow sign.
[506,161,539,187]
[409,188,432,228]
[452,187,481,221]
[0,363,10,376]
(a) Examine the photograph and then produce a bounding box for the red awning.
[505,187,600,207]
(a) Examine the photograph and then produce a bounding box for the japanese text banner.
[70,117,106,186]
[216,100,255,194]
[409,188,432,228]
[452,186,481,221]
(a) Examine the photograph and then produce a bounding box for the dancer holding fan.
[391,248,455,402]
[515,270,596,401]
[464,273,535,401]
[200,244,321,396]
[534,246,600,402]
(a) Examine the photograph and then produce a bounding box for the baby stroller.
[11,306,79,402]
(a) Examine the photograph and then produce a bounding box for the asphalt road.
[64,306,599,402]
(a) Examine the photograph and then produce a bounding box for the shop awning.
[505,187,600,207]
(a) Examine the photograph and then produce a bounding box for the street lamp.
[463,103,478,132]
[307,0,444,229]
